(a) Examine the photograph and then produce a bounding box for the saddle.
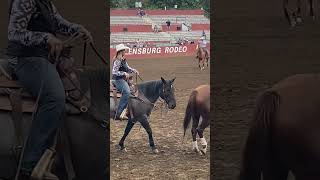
[0,56,86,180]
[110,75,138,105]
[0,58,90,114]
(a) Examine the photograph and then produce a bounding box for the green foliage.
[110,0,210,12]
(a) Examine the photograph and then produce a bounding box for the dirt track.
[213,0,320,179]
[110,56,210,179]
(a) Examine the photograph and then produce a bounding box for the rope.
[89,43,108,66]
[15,70,45,180]
[82,42,87,66]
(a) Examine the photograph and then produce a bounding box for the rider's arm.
[51,3,82,35]
[124,61,137,73]
[8,0,51,46]
[112,59,127,77]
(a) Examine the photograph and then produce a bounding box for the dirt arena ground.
[110,56,210,179]
[213,0,320,179]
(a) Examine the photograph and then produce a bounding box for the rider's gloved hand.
[47,34,63,63]
[78,25,93,43]
[135,70,139,75]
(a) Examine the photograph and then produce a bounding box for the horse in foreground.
[111,77,177,154]
[0,67,108,180]
[240,74,320,180]
[283,0,315,27]
[183,85,210,155]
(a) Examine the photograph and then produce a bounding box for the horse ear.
[161,77,166,84]
[171,77,176,83]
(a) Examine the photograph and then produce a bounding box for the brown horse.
[283,0,315,27]
[240,73,320,180]
[183,85,210,155]
[196,48,209,70]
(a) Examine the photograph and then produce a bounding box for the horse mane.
[137,80,162,93]
[137,80,163,103]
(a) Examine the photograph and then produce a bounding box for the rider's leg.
[13,57,65,174]
[113,79,131,119]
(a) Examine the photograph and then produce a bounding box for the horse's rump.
[241,73,320,179]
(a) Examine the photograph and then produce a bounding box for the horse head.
[160,77,176,109]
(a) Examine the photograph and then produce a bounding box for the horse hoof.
[117,144,127,152]
[151,147,159,154]
[200,146,207,155]
[200,149,206,155]
[290,20,297,27]
[193,148,201,154]
[296,17,303,24]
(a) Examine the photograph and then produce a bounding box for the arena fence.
[110,44,211,59]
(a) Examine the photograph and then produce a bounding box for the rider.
[7,0,92,179]
[196,36,209,59]
[112,44,139,120]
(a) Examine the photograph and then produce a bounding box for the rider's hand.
[78,26,93,43]
[47,34,63,63]
[135,70,139,75]
[124,72,130,79]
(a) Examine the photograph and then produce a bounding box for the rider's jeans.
[12,57,65,171]
[113,78,130,117]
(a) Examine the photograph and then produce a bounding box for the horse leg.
[139,116,158,154]
[296,0,303,24]
[191,127,200,154]
[309,0,315,20]
[197,123,208,155]
[191,114,201,154]
[118,119,135,151]
[283,0,295,26]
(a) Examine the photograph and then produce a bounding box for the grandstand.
[110,9,210,46]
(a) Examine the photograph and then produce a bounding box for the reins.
[61,35,108,127]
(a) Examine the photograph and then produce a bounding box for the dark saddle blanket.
[0,58,90,115]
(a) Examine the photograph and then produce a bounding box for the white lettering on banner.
[128,47,162,55]
[164,46,188,54]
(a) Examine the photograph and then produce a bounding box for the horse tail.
[183,90,198,137]
[239,91,280,180]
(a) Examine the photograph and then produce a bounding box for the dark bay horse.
[240,73,320,180]
[283,0,315,27]
[114,77,176,154]
[183,85,210,155]
[0,68,108,180]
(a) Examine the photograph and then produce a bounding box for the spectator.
[166,20,171,30]
[140,9,146,16]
